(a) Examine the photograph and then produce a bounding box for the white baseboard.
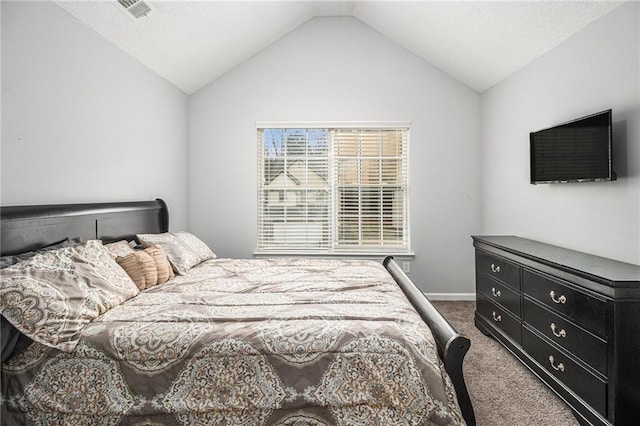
[423,293,475,301]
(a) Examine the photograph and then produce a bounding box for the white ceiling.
[54,1,624,95]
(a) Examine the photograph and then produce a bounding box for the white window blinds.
[257,124,409,253]
[258,128,330,250]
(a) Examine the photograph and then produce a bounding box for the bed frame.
[0,199,475,425]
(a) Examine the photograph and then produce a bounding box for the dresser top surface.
[472,235,640,285]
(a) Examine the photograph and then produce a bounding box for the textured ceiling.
[54,1,624,94]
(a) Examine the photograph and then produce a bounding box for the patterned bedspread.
[1,258,464,425]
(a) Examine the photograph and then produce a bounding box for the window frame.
[255,121,411,257]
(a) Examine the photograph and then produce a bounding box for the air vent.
[118,0,151,19]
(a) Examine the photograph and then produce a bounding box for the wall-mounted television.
[530,109,615,184]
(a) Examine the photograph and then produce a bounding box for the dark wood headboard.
[0,199,169,256]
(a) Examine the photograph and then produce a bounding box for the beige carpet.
[432,301,580,426]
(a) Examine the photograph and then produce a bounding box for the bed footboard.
[383,256,475,426]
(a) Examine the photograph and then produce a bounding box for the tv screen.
[530,109,615,184]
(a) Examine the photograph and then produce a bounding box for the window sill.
[253,251,415,261]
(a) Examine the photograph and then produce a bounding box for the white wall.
[1,1,190,230]
[480,2,640,265]
[190,17,481,294]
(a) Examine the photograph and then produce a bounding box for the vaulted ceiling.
[54,1,624,95]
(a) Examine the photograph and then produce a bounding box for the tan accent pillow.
[104,240,135,259]
[116,251,158,290]
[143,245,174,286]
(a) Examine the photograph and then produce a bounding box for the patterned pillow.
[143,245,175,285]
[137,232,215,275]
[116,251,158,290]
[174,232,216,264]
[104,240,135,259]
[0,237,83,269]
[0,240,139,352]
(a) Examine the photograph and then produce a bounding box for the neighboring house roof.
[265,160,327,188]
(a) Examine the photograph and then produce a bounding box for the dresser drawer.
[477,273,521,318]
[523,297,607,376]
[522,270,607,338]
[476,251,521,290]
[522,327,607,417]
[477,294,521,344]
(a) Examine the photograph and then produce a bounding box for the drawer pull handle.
[549,291,567,304]
[492,311,502,322]
[550,323,567,338]
[490,263,501,273]
[549,355,565,372]
[491,287,501,297]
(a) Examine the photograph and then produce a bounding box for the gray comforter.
[1,258,464,425]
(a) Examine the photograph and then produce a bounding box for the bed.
[0,199,475,426]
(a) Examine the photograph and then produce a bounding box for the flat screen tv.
[530,109,615,184]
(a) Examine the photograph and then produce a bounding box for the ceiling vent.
[118,0,151,19]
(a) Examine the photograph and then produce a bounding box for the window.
[257,123,409,254]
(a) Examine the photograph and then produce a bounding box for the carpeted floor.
[432,301,580,426]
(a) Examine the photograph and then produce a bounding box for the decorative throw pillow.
[104,240,135,259]
[70,241,140,305]
[173,231,216,264]
[143,245,174,285]
[0,237,82,269]
[116,251,158,290]
[137,233,201,275]
[0,240,139,352]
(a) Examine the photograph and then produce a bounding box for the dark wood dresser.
[472,236,640,426]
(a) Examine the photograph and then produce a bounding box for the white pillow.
[137,232,216,275]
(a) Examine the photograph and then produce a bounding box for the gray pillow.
[0,237,82,269]
[1,317,31,363]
